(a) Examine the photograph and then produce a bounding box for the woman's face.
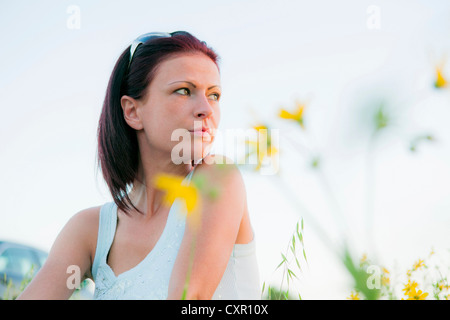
[132,53,221,164]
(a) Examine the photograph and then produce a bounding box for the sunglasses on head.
[128,31,190,68]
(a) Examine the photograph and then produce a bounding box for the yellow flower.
[436,279,450,292]
[278,100,306,129]
[347,291,360,300]
[360,253,368,266]
[412,259,425,271]
[429,248,435,257]
[406,286,428,300]
[402,280,418,297]
[153,173,201,215]
[435,63,448,88]
[244,124,279,172]
[381,267,390,286]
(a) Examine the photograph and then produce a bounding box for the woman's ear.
[121,95,144,130]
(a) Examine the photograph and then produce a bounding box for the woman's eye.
[175,88,190,96]
[209,93,220,101]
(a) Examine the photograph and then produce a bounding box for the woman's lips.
[189,129,212,140]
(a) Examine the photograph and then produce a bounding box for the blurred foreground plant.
[153,170,224,299]
[261,219,307,300]
[434,59,448,89]
[241,65,449,298]
[3,266,93,300]
[2,265,35,300]
[347,249,449,300]
[243,124,279,173]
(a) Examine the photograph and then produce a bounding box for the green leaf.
[288,268,298,280]
[292,234,296,250]
[374,104,389,131]
[298,232,303,244]
[290,245,296,256]
[295,257,302,272]
[276,253,287,270]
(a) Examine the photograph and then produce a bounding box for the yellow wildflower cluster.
[346,249,450,300]
[400,249,449,300]
[244,99,310,173]
[244,124,279,172]
[402,280,428,300]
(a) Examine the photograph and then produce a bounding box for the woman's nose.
[194,95,214,119]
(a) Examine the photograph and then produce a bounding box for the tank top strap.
[92,201,118,279]
[182,166,196,186]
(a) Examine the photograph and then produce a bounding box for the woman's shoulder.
[194,154,247,209]
[69,205,101,230]
[195,154,241,176]
[62,205,102,258]
[195,155,246,191]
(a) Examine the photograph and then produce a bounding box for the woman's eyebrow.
[168,80,221,90]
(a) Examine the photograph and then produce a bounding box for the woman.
[18,31,260,300]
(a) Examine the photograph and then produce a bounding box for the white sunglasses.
[128,32,172,68]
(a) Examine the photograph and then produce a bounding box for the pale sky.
[1,0,449,299]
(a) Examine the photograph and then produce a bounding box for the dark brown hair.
[96,31,220,215]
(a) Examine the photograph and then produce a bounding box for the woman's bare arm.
[167,156,249,300]
[17,207,99,300]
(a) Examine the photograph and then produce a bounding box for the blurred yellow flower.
[402,280,418,297]
[360,253,368,265]
[412,259,425,271]
[153,173,200,215]
[435,63,448,88]
[436,279,450,292]
[253,124,268,132]
[429,248,435,257]
[278,100,306,129]
[347,291,360,300]
[406,287,428,300]
[380,267,390,287]
[245,124,279,172]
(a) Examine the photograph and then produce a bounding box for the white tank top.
[91,167,261,299]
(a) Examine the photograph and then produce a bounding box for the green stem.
[181,235,197,300]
